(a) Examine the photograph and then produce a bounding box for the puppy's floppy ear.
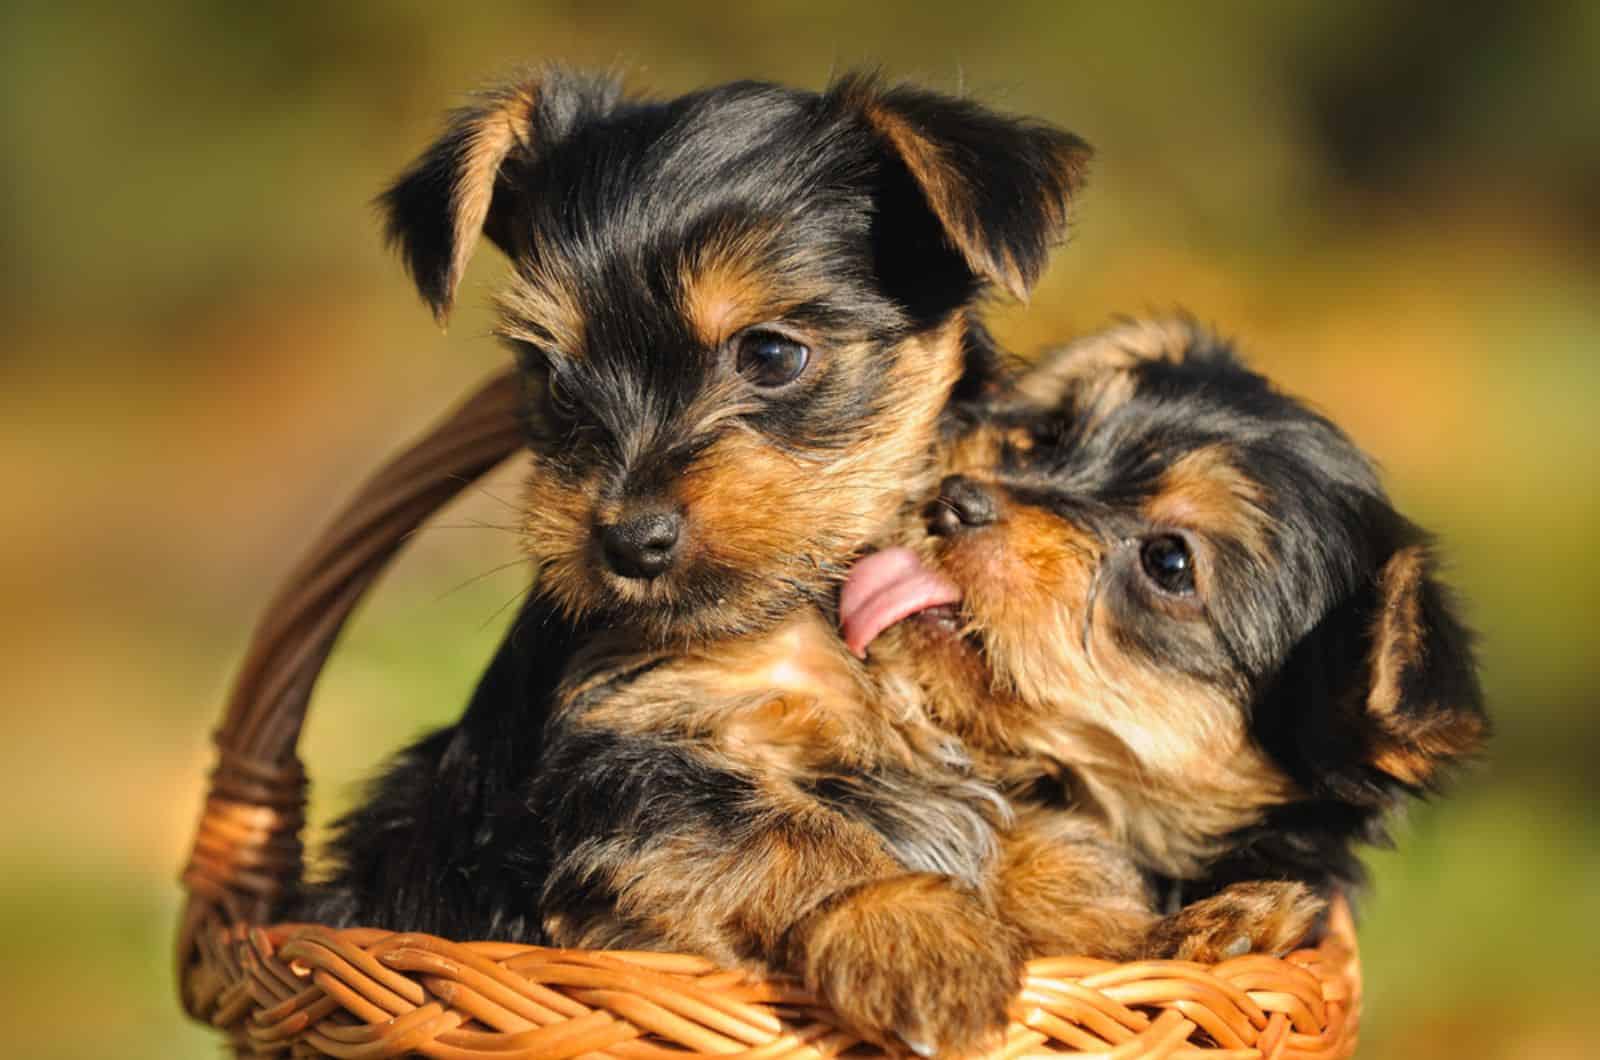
[837,74,1092,301]
[380,69,622,324]
[1263,538,1488,806]
[1358,545,1488,788]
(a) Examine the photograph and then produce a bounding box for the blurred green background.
[3,3,1596,1058]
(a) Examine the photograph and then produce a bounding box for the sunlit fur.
[873,318,1488,905]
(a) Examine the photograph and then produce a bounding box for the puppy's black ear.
[1260,537,1489,809]
[380,69,622,324]
[837,75,1092,301]
[1357,545,1488,789]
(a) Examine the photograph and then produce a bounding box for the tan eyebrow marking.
[678,223,796,348]
[1144,446,1272,560]
[680,258,779,348]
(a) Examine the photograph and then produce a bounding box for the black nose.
[928,475,997,536]
[601,510,683,580]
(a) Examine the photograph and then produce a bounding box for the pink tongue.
[839,547,962,658]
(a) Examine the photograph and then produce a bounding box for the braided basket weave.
[177,369,1362,1059]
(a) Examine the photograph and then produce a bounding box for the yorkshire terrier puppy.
[297,68,1090,945]
[851,317,1489,963]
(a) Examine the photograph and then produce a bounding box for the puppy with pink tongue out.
[831,466,1319,971]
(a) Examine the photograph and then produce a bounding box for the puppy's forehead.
[522,86,868,248]
[1006,351,1379,536]
[495,89,891,361]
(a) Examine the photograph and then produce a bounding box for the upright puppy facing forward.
[383,68,1090,641]
[851,318,1489,961]
[302,70,1090,944]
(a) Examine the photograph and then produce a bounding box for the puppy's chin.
[539,553,832,645]
[865,604,992,708]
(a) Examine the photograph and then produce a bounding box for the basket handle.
[176,368,526,1007]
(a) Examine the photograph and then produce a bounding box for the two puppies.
[306,69,1487,1055]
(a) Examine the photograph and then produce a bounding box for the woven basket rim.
[176,367,1363,1059]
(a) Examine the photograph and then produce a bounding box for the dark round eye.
[735,330,809,388]
[545,369,581,419]
[1139,534,1196,595]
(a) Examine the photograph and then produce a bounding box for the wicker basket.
[177,368,1362,1059]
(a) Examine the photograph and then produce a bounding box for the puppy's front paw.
[1144,881,1326,963]
[794,874,1023,1057]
